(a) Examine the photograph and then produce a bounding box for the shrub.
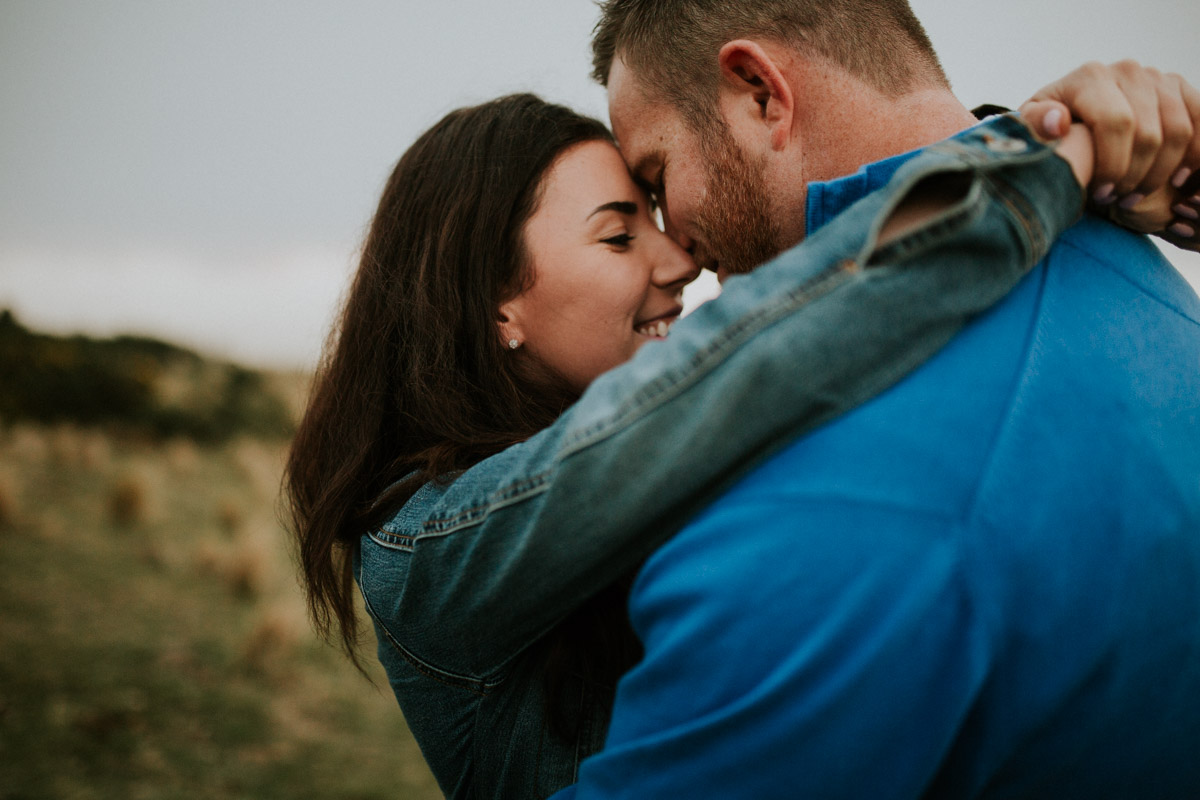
[0,310,295,443]
[109,475,148,526]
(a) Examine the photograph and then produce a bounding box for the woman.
[285,86,1196,798]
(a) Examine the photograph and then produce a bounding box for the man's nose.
[661,210,695,255]
[652,234,701,291]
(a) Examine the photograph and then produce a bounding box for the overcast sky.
[2,0,1198,368]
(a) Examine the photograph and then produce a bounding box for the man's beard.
[693,123,784,277]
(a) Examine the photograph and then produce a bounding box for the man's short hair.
[592,0,949,130]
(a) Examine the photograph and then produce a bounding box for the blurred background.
[1,1,1198,798]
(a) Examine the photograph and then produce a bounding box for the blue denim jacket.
[355,116,1084,800]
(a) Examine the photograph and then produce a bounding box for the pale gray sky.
[2,0,1198,368]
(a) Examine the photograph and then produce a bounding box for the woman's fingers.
[1023,61,1200,201]
[1106,61,1167,201]
[1121,69,1193,203]
[1175,76,1200,192]
[1053,123,1097,189]
[1019,100,1072,139]
[1023,60,1200,252]
[1022,62,1136,203]
[1167,191,1200,250]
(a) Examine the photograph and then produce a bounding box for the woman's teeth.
[635,319,672,338]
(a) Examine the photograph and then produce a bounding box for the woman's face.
[502,140,700,394]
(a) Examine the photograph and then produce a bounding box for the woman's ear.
[496,299,526,350]
[716,39,795,152]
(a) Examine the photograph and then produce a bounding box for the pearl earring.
[508,339,520,350]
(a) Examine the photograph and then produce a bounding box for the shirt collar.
[803,113,1003,235]
[804,148,922,235]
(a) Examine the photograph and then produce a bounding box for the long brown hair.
[284,94,617,672]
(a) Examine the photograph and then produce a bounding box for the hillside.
[0,314,442,798]
[0,310,296,442]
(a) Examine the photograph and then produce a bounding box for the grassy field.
[0,422,442,799]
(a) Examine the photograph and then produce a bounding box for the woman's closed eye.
[601,233,635,248]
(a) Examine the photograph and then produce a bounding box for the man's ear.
[717,39,795,151]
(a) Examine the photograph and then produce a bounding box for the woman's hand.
[1019,60,1200,251]
[1054,122,1096,191]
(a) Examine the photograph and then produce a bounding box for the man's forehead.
[607,58,669,171]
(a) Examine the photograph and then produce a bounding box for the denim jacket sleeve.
[363,115,1083,677]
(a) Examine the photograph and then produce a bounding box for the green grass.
[0,424,441,800]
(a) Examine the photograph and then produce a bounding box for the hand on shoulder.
[1020,60,1200,251]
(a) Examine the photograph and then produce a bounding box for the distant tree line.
[0,310,294,442]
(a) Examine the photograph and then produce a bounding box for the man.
[556,1,1200,797]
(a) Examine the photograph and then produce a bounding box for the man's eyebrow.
[588,200,638,219]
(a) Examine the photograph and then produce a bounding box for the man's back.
[571,219,1200,798]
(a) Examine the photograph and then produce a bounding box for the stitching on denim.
[421,469,555,535]
[368,529,415,551]
[357,552,499,695]
[984,171,1045,265]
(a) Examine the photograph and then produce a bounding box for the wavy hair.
[284,94,613,667]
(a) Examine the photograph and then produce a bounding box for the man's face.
[607,59,783,279]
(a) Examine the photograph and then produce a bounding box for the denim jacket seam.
[357,550,500,694]
[419,469,556,536]
[983,171,1045,265]
[368,529,415,551]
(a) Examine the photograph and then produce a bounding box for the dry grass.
[163,437,199,474]
[0,421,440,799]
[226,538,272,601]
[232,437,284,501]
[194,518,278,601]
[109,473,149,526]
[216,497,244,535]
[47,424,113,470]
[6,423,49,464]
[241,604,305,676]
[0,470,18,529]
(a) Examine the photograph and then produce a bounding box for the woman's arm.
[359,114,1086,676]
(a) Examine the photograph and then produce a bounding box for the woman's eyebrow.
[587,200,638,219]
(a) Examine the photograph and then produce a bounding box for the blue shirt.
[562,156,1200,797]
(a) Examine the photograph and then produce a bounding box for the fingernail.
[1172,167,1193,189]
[1193,194,1200,204]
[1171,222,1196,238]
[1093,184,1117,204]
[1118,193,1145,210]
[1043,108,1064,136]
[1174,204,1200,220]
